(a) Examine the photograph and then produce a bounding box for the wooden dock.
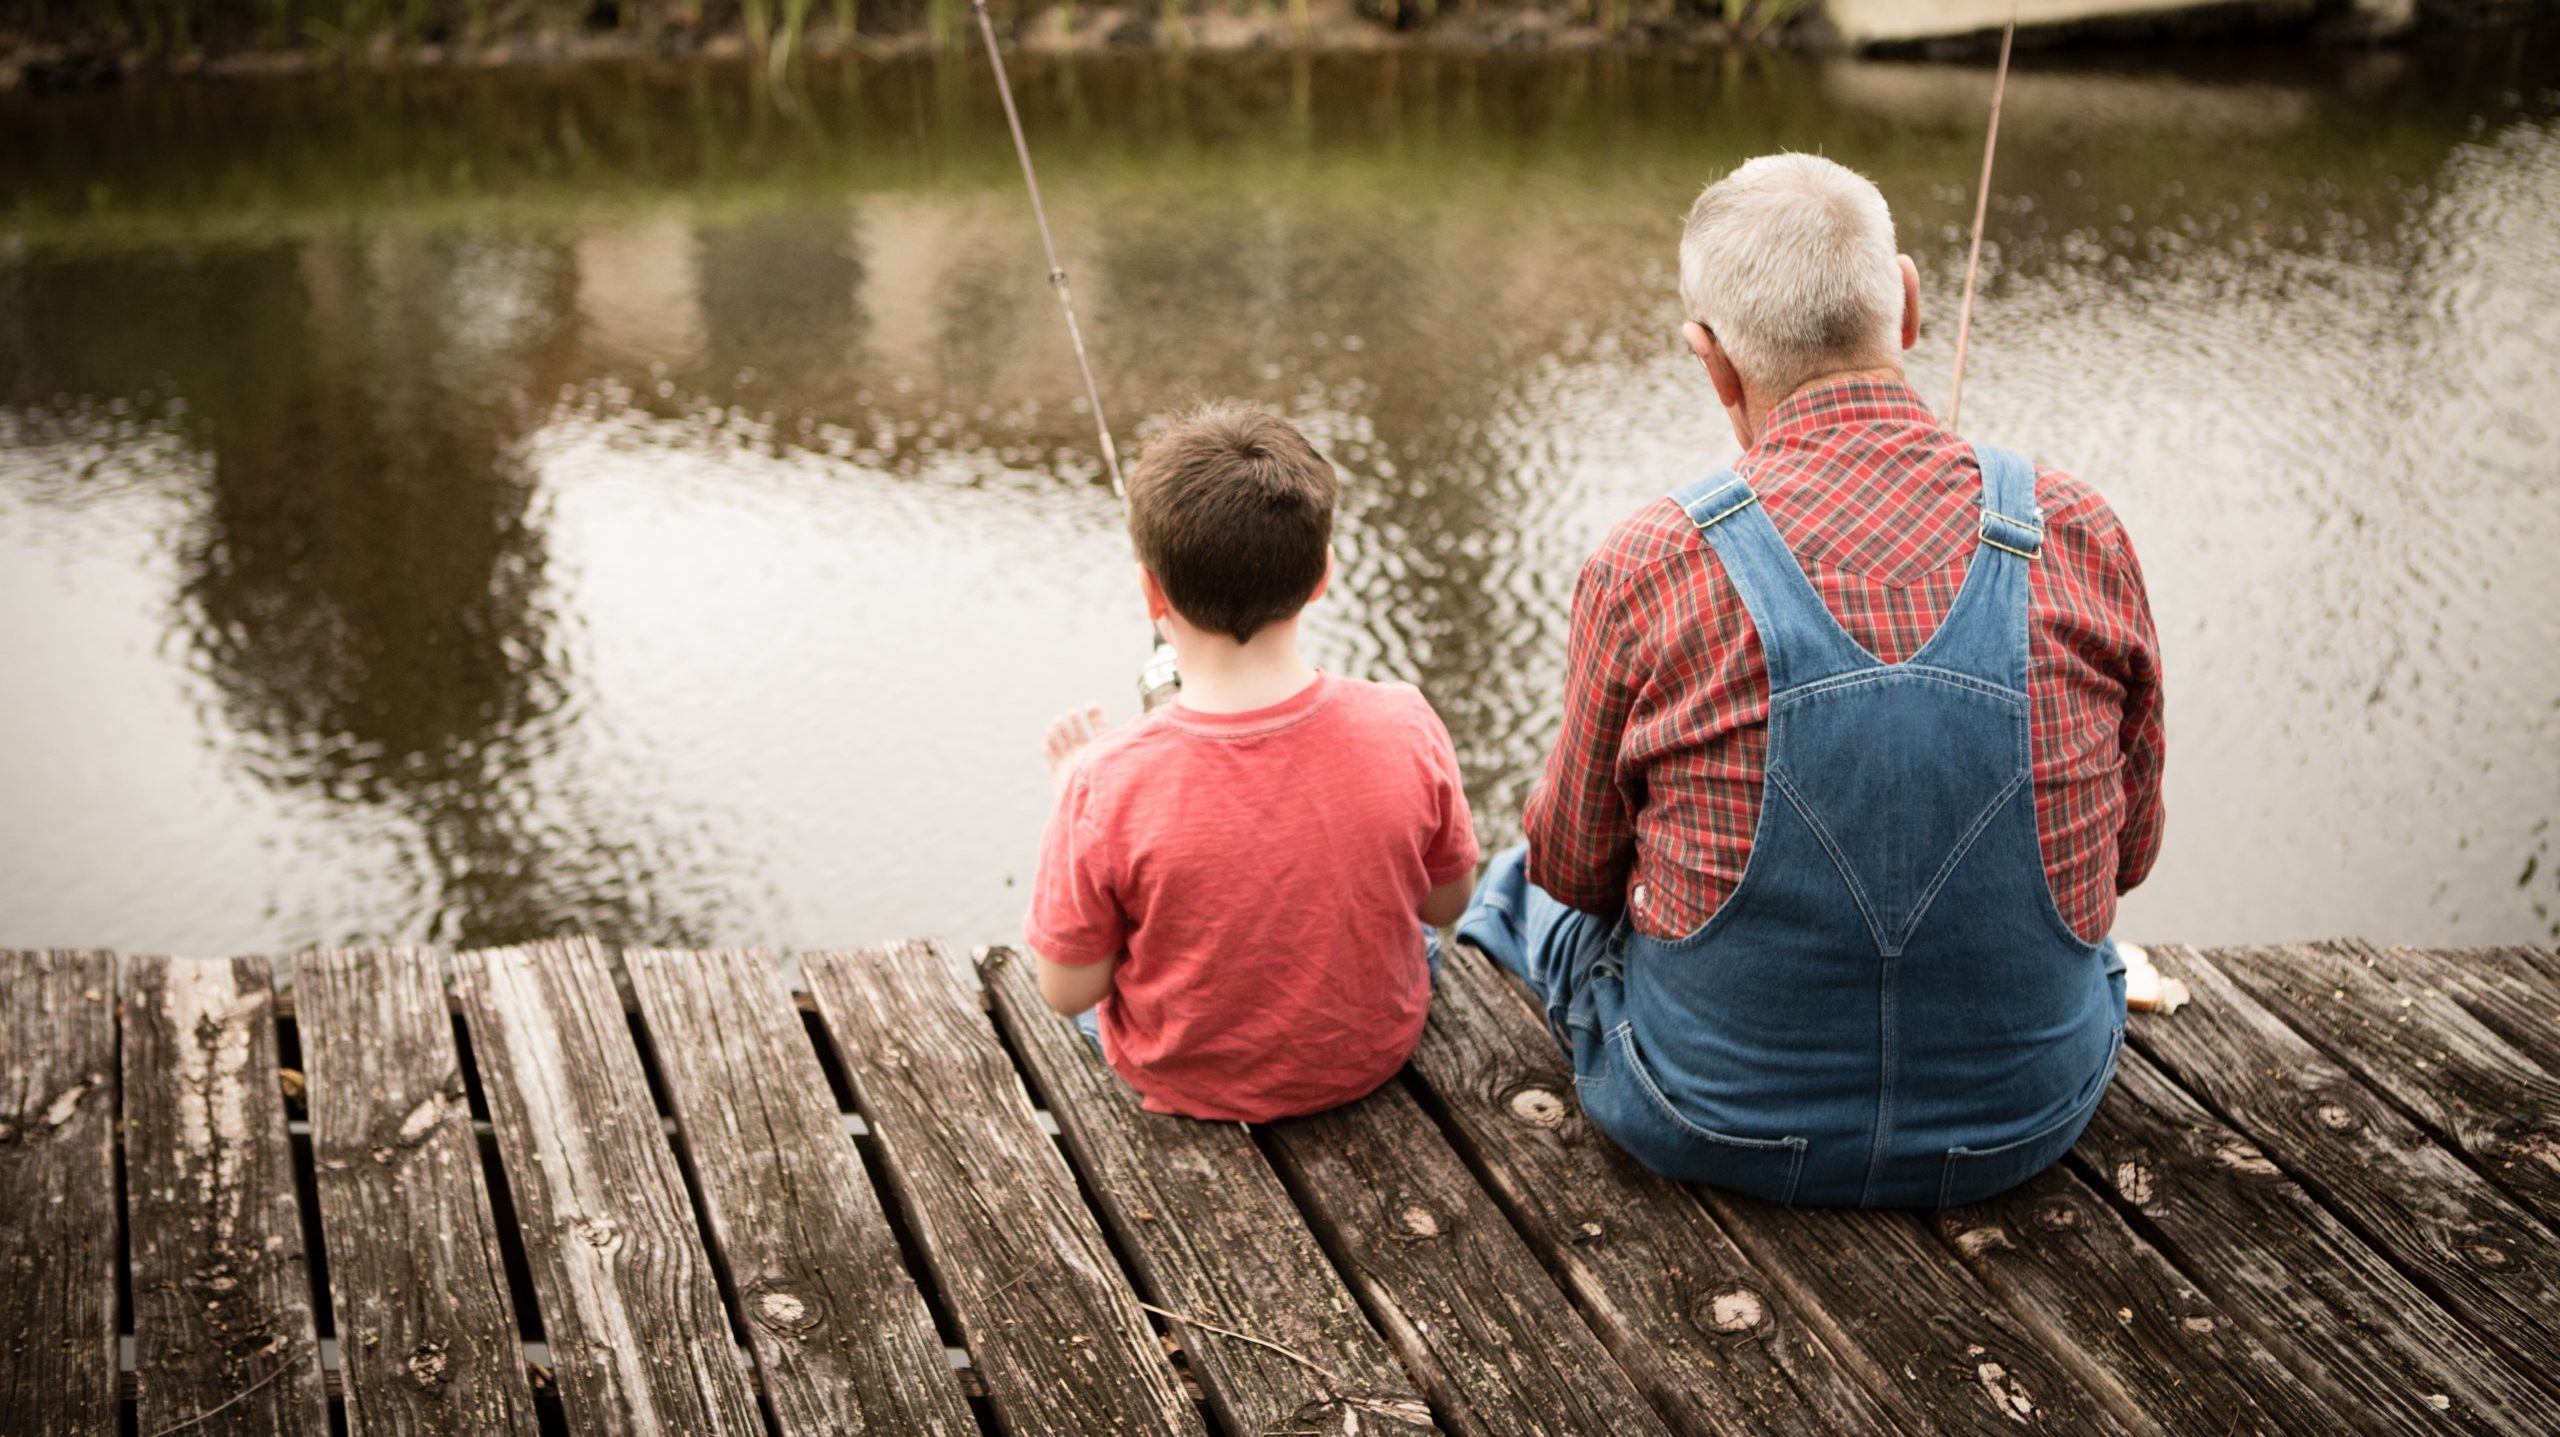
[3,937,2555,1436]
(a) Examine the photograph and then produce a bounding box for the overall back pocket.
[1937,1024,2125,1208]
[1581,1023,1809,1203]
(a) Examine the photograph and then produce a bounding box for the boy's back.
[1027,672,1476,1121]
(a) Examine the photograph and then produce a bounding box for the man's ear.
[1898,254,1922,351]
[1684,320,1748,411]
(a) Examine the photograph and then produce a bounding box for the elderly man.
[1457,154,2165,1209]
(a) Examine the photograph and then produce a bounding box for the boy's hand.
[1042,704,1112,798]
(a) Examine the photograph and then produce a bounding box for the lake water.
[3,37,2555,956]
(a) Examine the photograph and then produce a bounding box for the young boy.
[1024,402,1479,1123]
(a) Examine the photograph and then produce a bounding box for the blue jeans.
[1074,927,1443,1055]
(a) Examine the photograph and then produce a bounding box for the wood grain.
[805,940,1206,1437]
[2075,1044,2560,1435]
[1691,1190,2137,1436]
[2393,946,2560,1081]
[1935,1161,2343,1437]
[2131,945,2560,1386]
[452,937,763,1437]
[981,947,1438,1437]
[1404,942,1892,1437]
[624,946,977,1437]
[123,955,328,1436]
[295,947,538,1437]
[2207,941,2560,1233]
[1261,1080,1680,1437]
[0,950,121,1437]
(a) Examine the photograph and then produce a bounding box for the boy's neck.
[1169,619,1320,715]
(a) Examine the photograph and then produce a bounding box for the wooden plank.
[2206,941,2560,1231]
[624,946,976,1437]
[1261,1085,1682,1437]
[1934,1162,2350,1437]
[1688,1191,2139,1436]
[123,956,328,1436]
[979,947,1439,1437]
[295,947,539,1437]
[2075,1044,2560,1435]
[2130,945,2560,1385]
[0,950,121,1437]
[451,938,763,1436]
[1402,942,1891,1437]
[803,941,1206,1437]
[2396,946,2560,1077]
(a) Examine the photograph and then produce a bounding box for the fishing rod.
[1947,12,2016,431]
[968,0,1183,710]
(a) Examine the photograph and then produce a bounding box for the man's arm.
[1523,551,1643,915]
[2105,520,2167,893]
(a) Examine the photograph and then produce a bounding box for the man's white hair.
[1679,153,1904,395]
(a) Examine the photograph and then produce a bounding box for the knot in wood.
[752,1284,823,1336]
[407,1340,450,1388]
[1395,1205,1442,1239]
[2179,1315,2216,1334]
[2213,1140,2280,1176]
[2113,1160,2156,1206]
[571,1216,622,1250]
[2032,1197,2080,1232]
[1504,1084,1567,1129]
[1695,1284,1769,1336]
[2463,1241,2512,1270]
[2313,1100,2359,1131]
[1951,1225,2012,1258]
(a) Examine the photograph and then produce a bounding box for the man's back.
[1524,377,2165,945]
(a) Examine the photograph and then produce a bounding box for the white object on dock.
[2121,941,2190,1014]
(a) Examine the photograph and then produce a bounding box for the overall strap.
[1670,472,1875,691]
[1904,442,2042,690]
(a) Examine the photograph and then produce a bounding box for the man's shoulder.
[2029,461,2134,551]
[1588,495,1706,584]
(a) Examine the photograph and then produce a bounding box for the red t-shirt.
[1024,673,1479,1122]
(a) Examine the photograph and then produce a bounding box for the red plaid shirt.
[1524,377,2165,945]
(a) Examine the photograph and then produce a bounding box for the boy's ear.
[1308,550,1335,605]
[1138,565,1171,624]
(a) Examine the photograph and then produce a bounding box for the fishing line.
[969,0,1180,706]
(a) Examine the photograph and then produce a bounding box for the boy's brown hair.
[1126,402,1337,645]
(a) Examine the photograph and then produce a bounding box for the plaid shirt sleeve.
[1523,543,1644,916]
[2103,519,2168,895]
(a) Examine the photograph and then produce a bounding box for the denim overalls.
[1462,444,2126,1209]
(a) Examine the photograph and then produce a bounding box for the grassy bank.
[0,0,1819,89]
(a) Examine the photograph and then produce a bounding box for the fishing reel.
[1139,639,1182,712]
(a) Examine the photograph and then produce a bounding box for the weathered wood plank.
[1935,1162,2347,1437]
[1261,1083,1681,1437]
[804,941,1206,1437]
[0,950,121,1437]
[624,946,976,1437]
[452,938,762,1436]
[295,947,538,1437]
[1689,1191,2137,1436]
[2396,946,2560,1079]
[2131,945,2560,1386]
[2208,941,2560,1232]
[980,947,1438,1437]
[1403,942,1890,1437]
[123,956,328,1436]
[2075,1045,2560,1435]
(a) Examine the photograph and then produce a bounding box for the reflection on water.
[1,40,2555,953]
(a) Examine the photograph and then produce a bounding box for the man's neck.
[1738,363,1909,450]
[1169,620,1320,715]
